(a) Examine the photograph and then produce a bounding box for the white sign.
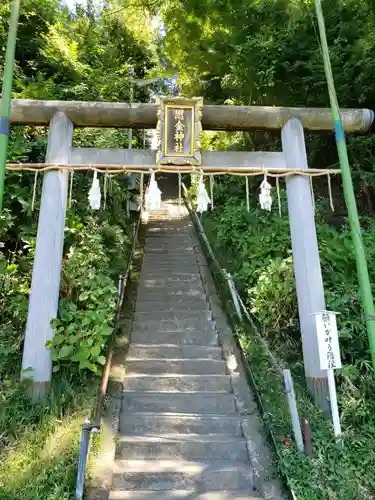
[315,311,342,370]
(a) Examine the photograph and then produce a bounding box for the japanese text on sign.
[174,109,185,153]
[315,311,342,370]
[164,105,194,157]
[156,96,202,166]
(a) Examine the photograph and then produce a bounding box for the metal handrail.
[181,182,284,374]
[182,182,295,499]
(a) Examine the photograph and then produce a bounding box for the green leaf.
[58,344,75,359]
[97,355,106,365]
[101,325,113,336]
[90,344,101,359]
[79,291,89,301]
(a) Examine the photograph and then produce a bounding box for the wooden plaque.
[156,97,203,166]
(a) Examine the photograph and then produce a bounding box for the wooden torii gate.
[9,98,373,410]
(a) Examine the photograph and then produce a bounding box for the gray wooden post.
[21,112,73,401]
[282,118,329,413]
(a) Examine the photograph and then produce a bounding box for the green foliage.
[241,327,375,500]
[0,1,158,496]
[47,218,129,373]
[203,174,375,497]
[204,181,375,370]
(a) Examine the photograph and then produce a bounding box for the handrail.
[75,191,144,500]
[181,182,284,374]
[182,182,295,499]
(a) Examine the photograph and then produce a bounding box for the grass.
[201,212,375,500]
[0,372,98,499]
[240,326,375,499]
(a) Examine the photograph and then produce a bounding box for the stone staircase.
[108,178,280,500]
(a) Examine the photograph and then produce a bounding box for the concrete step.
[112,459,254,491]
[135,303,209,314]
[133,310,212,322]
[147,228,191,234]
[142,259,196,265]
[141,275,201,285]
[109,491,262,500]
[141,259,197,266]
[119,412,242,436]
[141,264,199,272]
[137,283,205,295]
[131,319,214,333]
[121,392,236,414]
[141,270,203,280]
[139,272,201,281]
[138,284,207,301]
[145,244,192,250]
[145,245,195,252]
[115,435,248,461]
[135,298,209,312]
[123,374,231,392]
[145,246,194,252]
[141,266,200,274]
[136,291,206,303]
[137,281,205,291]
[126,359,226,376]
[131,330,218,346]
[127,345,221,360]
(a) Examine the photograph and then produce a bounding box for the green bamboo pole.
[0,0,21,212]
[314,0,375,370]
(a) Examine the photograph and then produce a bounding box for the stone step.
[133,310,212,322]
[127,359,226,376]
[141,275,201,285]
[141,266,199,274]
[112,459,254,491]
[119,412,242,436]
[137,279,205,289]
[145,243,192,249]
[109,491,262,500]
[146,229,190,233]
[139,269,201,283]
[135,298,209,312]
[131,319,214,334]
[115,435,248,461]
[127,345,221,360]
[137,283,205,294]
[147,228,191,234]
[145,245,194,251]
[145,238,192,244]
[121,392,236,414]
[131,330,218,346]
[147,228,190,233]
[123,374,231,392]
[141,262,197,268]
[136,292,206,303]
[135,298,209,315]
[145,240,192,245]
[142,273,200,281]
[142,253,195,259]
[141,263,198,272]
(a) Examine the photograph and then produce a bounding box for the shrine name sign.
[156,97,203,166]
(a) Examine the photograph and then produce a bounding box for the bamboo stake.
[314,0,375,372]
[0,0,21,211]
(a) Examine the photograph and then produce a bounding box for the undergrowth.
[0,172,132,498]
[202,176,375,499]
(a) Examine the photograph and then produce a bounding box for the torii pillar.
[21,112,73,401]
[282,118,329,413]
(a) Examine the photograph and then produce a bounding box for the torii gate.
[9,98,373,411]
